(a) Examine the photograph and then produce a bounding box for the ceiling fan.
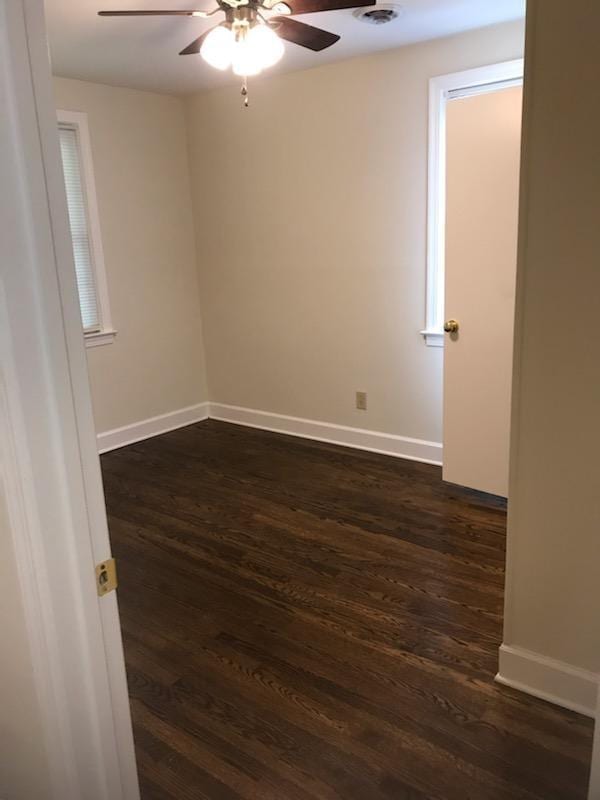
[99,0,376,99]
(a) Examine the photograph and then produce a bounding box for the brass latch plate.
[95,558,118,596]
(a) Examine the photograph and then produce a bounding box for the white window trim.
[422,59,524,347]
[57,109,116,347]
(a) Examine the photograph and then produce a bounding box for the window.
[422,60,523,347]
[57,110,115,347]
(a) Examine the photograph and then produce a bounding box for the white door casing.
[423,60,523,348]
[0,1,138,797]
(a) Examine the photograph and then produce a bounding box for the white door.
[442,85,522,497]
[1,1,139,797]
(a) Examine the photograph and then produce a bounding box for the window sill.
[85,329,117,348]
[420,329,444,348]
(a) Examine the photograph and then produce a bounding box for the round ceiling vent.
[353,3,403,25]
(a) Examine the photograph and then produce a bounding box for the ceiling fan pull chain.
[241,76,249,108]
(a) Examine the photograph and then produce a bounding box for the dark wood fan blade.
[269,16,339,50]
[179,27,213,54]
[98,9,201,16]
[285,0,374,14]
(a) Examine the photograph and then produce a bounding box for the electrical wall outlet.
[356,391,367,411]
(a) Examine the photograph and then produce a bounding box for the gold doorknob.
[444,319,459,333]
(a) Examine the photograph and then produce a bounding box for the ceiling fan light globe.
[246,23,284,68]
[231,37,263,76]
[200,25,235,70]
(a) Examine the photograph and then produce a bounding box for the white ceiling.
[46,0,525,95]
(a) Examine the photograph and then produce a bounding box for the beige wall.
[186,20,524,443]
[53,77,208,434]
[504,0,600,672]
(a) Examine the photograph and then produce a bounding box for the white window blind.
[59,125,100,332]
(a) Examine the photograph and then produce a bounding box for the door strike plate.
[95,558,118,597]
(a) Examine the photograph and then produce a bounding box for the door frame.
[422,58,524,348]
[1,1,138,797]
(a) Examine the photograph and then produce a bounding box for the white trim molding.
[589,684,600,798]
[97,402,442,464]
[420,329,445,348]
[209,403,442,465]
[85,329,117,348]
[97,402,209,453]
[496,643,599,718]
[423,58,524,347]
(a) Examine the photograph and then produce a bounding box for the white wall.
[186,20,524,444]
[500,0,600,714]
[53,77,209,435]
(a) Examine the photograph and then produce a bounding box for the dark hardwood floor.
[101,419,593,800]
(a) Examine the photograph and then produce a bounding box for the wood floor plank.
[102,420,593,799]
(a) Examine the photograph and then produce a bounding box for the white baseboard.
[97,401,442,464]
[97,402,209,453]
[208,402,442,465]
[496,643,598,717]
